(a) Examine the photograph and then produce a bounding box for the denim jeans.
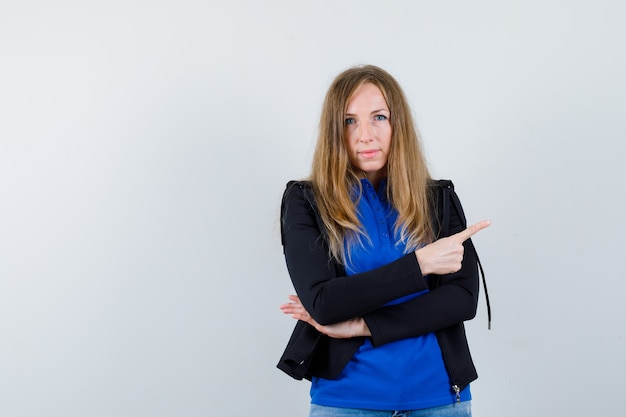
[309,402,471,417]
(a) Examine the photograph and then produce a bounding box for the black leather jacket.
[277,179,482,393]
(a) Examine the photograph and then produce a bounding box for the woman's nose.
[358,122,374,142]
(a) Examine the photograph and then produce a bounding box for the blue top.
[310,179,470,410]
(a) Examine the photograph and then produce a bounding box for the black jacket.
[277,179,480,392]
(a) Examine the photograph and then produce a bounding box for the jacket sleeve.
[281,182,428,325]
[362,185,480,347]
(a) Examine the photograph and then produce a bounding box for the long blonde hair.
[310,65,434,264]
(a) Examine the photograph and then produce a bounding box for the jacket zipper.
[452,385,461,403]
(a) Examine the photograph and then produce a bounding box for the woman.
[278,65,490,417]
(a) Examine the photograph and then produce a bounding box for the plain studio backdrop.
[1,1,624,415]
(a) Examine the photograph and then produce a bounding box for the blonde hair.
[310,65,434,264]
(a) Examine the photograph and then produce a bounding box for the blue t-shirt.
[310,179,470,410]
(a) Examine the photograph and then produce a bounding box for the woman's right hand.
[415,220,490,276]
[280,295,371,338]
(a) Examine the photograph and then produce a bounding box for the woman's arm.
[281,248,481,344]
[283,184,488,346]
[281,182,428,325]
[364,243,479,346]
[363,191,484,346]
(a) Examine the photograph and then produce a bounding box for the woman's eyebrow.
[344,108,389,116]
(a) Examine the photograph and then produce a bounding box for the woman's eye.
[374,115,388,121]
[344,117,356,125]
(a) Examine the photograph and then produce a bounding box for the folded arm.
[281,181,487,343]
[281,182,427,325]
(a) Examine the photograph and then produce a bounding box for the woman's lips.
[359,150,379,159]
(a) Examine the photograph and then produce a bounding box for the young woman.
[278,65,490,417]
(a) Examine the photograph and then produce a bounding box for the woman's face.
[344,83,392,187]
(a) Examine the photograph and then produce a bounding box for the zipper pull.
[452,385,461,403]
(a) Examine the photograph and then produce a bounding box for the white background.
[1,1,625,415]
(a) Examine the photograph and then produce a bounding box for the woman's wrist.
[357,318,372,337]
[414,248,431,276]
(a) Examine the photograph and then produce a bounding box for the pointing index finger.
[453,220,491,243]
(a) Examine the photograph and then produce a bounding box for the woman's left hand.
[280,295,371,338]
